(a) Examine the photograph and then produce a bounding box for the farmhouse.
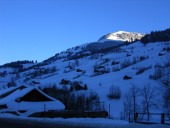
[0,85,65,116]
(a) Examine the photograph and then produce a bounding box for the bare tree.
[163,87,170,119]
[141,84,158,121]
[107,85,121,99]
[161,68,170,117]
[131,84,141,115]
[124,93,133,120]
[124,84,140,121]
[161,54,170,118]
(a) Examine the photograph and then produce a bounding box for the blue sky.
[0,0,170,65]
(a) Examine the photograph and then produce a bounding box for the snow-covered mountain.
[98,31,144,43]
[46,31,144,62]
[0,30,170,119]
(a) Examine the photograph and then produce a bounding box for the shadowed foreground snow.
[0,114,169,128]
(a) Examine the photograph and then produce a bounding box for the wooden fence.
[129,112,170,124]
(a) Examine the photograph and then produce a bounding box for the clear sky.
[0,0,170,65]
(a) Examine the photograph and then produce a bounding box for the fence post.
[128,111,130,123]
[109,104,110,118]
[43,104,46,118]
[44,104,46,112]
[161,113,165,124]
[134,112,138,123]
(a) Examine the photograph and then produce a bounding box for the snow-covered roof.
[0,86,65,116]
[0,86,18,96]
[0,86,33,104]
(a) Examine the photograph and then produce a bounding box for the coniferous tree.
[141,28,170,44]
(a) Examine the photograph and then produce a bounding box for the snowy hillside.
[0,30,170,121]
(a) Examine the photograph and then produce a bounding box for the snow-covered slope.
[0,31,169,120]
[44,31,144,62]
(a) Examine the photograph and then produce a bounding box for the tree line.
[141,28,170,44]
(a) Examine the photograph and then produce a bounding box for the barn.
[0,85,65,116]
